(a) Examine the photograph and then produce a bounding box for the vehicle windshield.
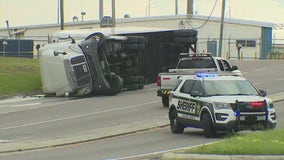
[204,80,259,96]
[178,57,217,69]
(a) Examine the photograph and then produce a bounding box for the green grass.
[0,57,42,96]
[182,129,284,155]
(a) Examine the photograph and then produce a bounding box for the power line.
[183,0,218,30]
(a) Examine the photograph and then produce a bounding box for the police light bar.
[196,73,218,78]
[179,53,212,57]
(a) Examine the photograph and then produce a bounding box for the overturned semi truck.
[39,27,197,96]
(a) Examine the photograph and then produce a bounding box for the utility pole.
[99,0,103,20]
[187,0,193,15]
[175,0,178,15]
[218,0,225,57]
[60,0,64,30]
[112,0,116,27]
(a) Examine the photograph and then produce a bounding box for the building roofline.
[0,14,274,31]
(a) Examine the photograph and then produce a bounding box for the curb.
[162,153,284,160]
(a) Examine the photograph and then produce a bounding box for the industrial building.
[0,14,274,59]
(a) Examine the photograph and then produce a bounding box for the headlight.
[268,103,274,109]
[214,102,231,109]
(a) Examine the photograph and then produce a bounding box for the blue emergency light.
[196,73,218,78]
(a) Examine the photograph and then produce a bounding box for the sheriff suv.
[168,73,277,138]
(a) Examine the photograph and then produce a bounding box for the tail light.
[250,101,265,108]
[157,75,161,86]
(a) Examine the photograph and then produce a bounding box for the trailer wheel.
[173,37,198,44]
[125,83,139,91]
[124,43,145,50]
[125,36,145,43]
[124,76,139,84]
[138,83,144,89]
[172,29,198,37]
[138,76,144,83]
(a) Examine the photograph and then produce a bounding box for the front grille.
[70,55,86,65]
[230,102,266,113]
[70,56,92,87]
[76,76,91,87]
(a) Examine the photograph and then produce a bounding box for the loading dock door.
[207,41,217,57]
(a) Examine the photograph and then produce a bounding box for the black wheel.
[173,37,198,44]
[110,66,120,74]
[124,83,139,91]
[169,110,184,134]
[124,76,139,84]
[124,43,145,50]
[172,29,198,37]
[138,83,144,89]
[162,95,169,107]
[138,76,144,83]
[202,113,216,138]
[125,36,145,43]
[108,74,123,95]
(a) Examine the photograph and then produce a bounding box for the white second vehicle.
[168,73,277,138]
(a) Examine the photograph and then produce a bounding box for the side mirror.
[231,66,238,71]
[259,89,267,97]
[190,90,202,97]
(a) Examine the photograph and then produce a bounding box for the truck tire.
[172,29,198,37]
[124,76,139,84]
[124,43,145,50]
[125,83,139,91]
[162,95,169,107]
[108,74,123,95]
[202,112,216,138]
[138,76,144,83]
[173,37,198,44]
[169,110,184,134]
[125,36,145,43]
[138,83,144,89]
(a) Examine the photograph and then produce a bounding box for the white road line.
[10,102,42,107]
[0,139,10,143]
[271,64,283,68]
[0,100,160,131]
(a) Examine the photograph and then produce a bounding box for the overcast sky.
[0,0,284,38]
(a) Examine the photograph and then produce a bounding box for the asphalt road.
[0,60,283,160]
[0,87,164,141]
[1,101,283,160]
[231,60,284,94]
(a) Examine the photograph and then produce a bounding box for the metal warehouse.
[0,14,273,59]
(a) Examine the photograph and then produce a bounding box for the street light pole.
[60,0,64,30]
[218,0,225,57]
